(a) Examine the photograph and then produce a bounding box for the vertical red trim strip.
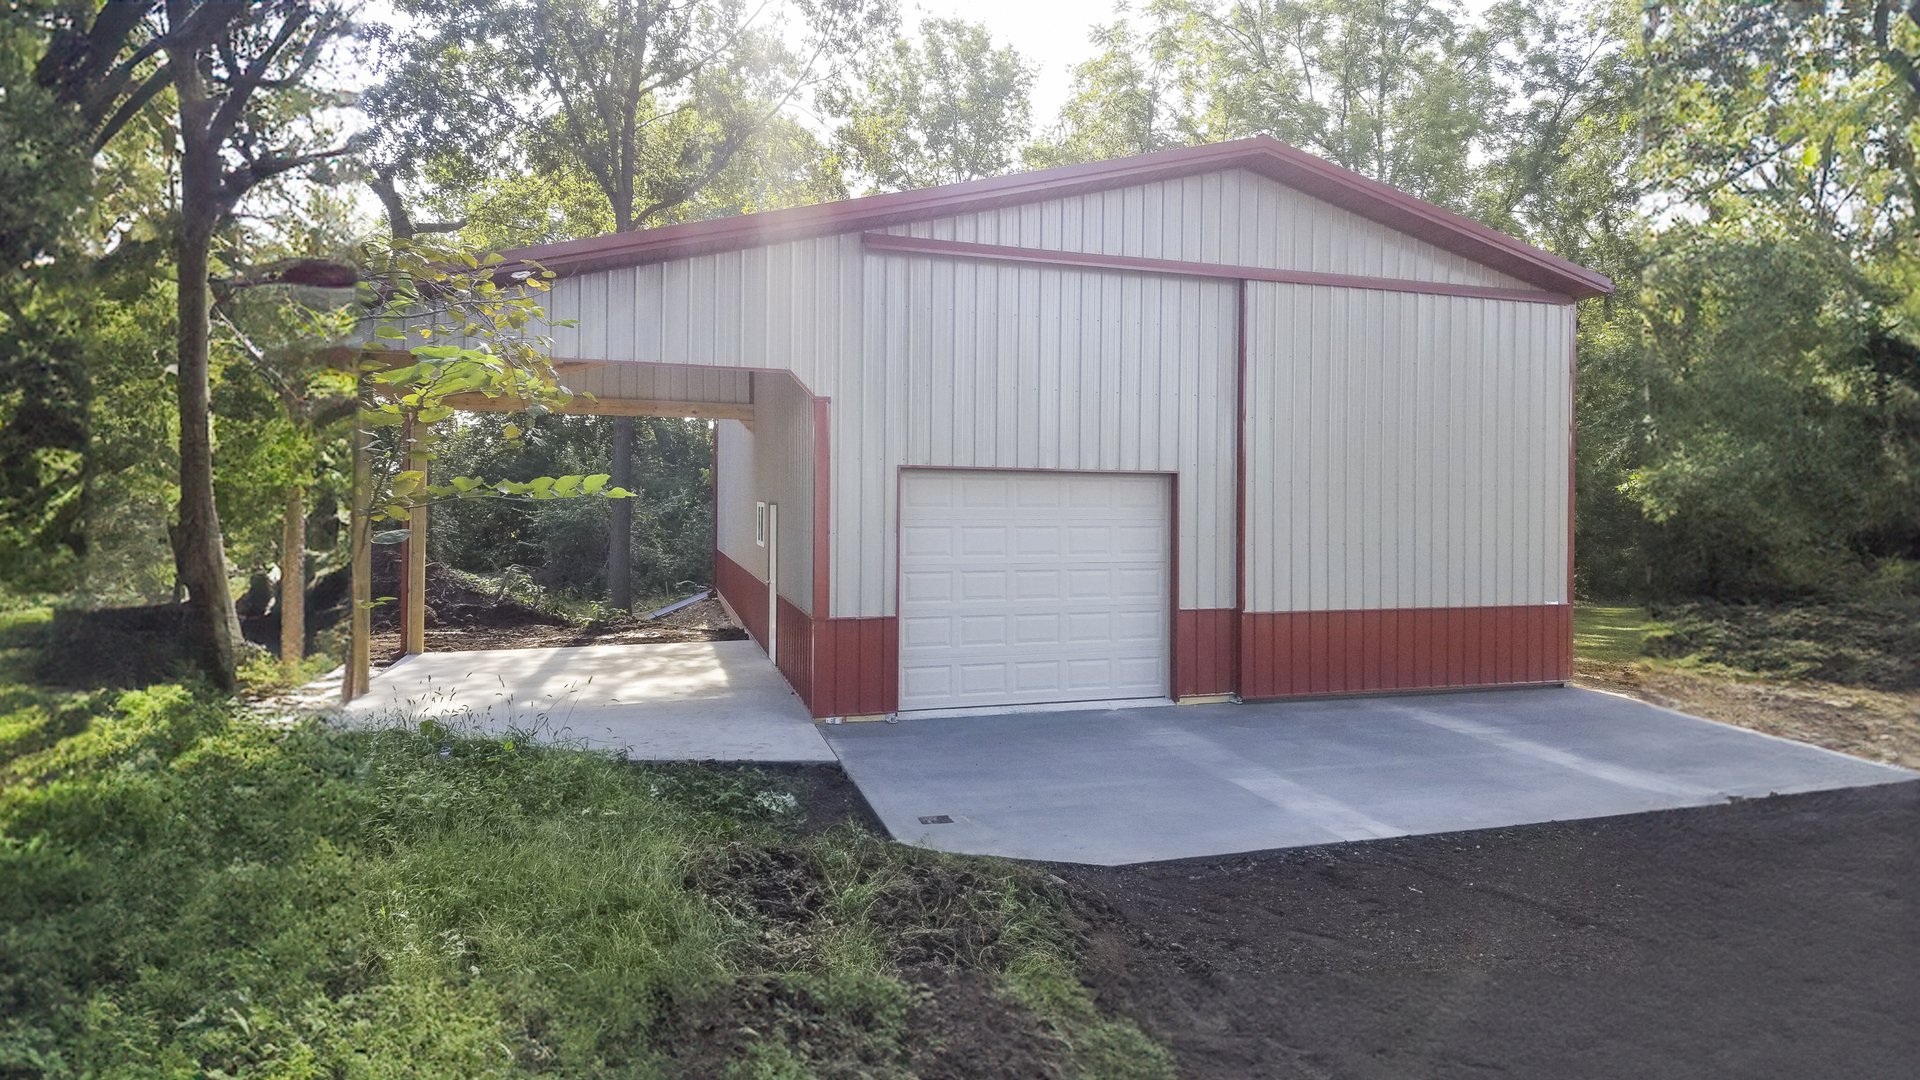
[1168,473,1183,697]
[1234,280,1249,697]
[710,417,720,600]
[813,396,832,618]
[1566,305,1578,681]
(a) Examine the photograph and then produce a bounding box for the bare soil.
[368,560,744,660]
[770,763,1919,1080]
[1576,657,1920,770]
[1052,782,1920,1080]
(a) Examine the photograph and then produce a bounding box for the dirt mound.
[366,577,746,659]
[369,556,566,632]
[1647,598,1920,690]
[655,965,1064,1080]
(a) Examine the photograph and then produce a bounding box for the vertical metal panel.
[713,419,761,580]
[1239,606,1572,698]
[893,169,1526,289]
[532,166,1564,638]
[853,259,1238,617]
[1244,282,1571,613]
[712,379,815,615]
[564,362,751,404]
[750,374,814,614]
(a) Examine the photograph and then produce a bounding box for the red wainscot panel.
[809,616,899,718]
[713,550,768,650]
[1174,609,1239,698]
[774,596,815,708]
[1239,605,1572,699]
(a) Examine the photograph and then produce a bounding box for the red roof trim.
[504,136,1614,299]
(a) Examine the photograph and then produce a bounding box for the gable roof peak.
[506,136,1613,299]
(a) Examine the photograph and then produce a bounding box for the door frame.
[765,501,779,665]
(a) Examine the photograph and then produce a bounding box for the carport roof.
[503,136,1616,299]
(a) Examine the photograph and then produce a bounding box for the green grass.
[0,606,51,685]
[0,683,1170,1078]
[1573,604,1665,664]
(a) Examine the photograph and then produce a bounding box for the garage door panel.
[1014,527,1060,555]
[901,570,953,603]
[1013,570,1061,599]
[899,470,1172,711]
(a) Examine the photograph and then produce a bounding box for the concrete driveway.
[345,641,835,762]
[823,687,1916,864]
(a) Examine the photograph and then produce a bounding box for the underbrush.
[0,686,1167,1078]
[1643,599,1920,690]
[1578,599,1920,691]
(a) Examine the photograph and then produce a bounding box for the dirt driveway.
[1054,781,1919,1080]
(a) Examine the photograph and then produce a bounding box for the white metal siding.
[845,261,1238,619]
[714,376,815,613]
[889,169,1529,290]
[899,470,1171,710]
[541,165,1563,623]
[564,361,752,404]
[714,419,759,577]
[1243,283,1571,612]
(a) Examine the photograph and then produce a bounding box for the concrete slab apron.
[823,687,1917,865]
[345,641,834,763]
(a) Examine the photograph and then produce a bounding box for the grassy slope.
[1572,605,1669,665]
[1573,602,1920,769]
[0,674,1170,1078]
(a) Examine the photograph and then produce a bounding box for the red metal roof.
[503,136,1614,299]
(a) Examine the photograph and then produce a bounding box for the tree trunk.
[608,416,634,610]
[176,218,243,691]
[280,484,305,675]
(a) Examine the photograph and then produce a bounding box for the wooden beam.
[344,414,371,702]
[441,393,754,421]
[403,418,427,655]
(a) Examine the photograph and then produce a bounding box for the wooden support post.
[404,417,427,655]
[344,413,371,701]
[279,485,305,677]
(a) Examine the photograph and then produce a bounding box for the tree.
[35,0,356,689]
[824,18,1035,192]
[1027,14,1190,168]
[367,0,894,610]
[1036,0,1504,207]
[1639,0,1919,251]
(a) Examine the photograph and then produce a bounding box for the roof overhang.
[502,136,1615,300]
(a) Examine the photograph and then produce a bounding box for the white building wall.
[564,362,752,405]
[540,167,1568,622]
[843,259,1238,618]
[714,419,759,577]
[887,169,1531,290]
[1243,283,1572,612]
[713,374,815,614]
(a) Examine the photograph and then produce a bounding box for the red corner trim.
[503,137,1612,299]
[812,395,831,620]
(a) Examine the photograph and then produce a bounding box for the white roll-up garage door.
[898,470,1172,712]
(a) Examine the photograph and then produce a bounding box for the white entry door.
[898,470,1172,712]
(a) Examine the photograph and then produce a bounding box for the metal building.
[506,137,1613,719]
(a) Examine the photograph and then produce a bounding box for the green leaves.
[827,19,1036,191]
[377,472,634,519]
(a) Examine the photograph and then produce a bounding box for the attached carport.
[824,687,1916,865]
